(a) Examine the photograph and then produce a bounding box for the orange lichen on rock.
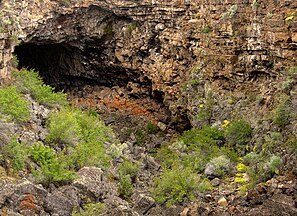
[18,194,37,211]
[72,96,157,123]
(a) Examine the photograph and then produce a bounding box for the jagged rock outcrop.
[0,1,297,215]
[1,0,296,129]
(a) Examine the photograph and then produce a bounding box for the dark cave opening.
[15,43,75,90]
[14,43,152,92]
[14,42,191,132]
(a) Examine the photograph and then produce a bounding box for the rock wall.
[0,0,296,127]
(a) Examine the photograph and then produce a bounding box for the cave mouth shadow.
[14,42,152,91]
[14,42,192,132]
[14,43,82,90]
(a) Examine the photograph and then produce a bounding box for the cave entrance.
[14,42,175,130]
[14,42,192,134]
[15,43,77,89]
[14,43,151,91]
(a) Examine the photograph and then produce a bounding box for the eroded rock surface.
[1,0,296,129]
[0,0,297,216]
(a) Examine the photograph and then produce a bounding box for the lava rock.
[44,186,79,216]
[132,193,155,215]
[73,167,117,200]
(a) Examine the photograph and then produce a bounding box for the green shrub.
[181,126,224,168]
[281,77,295,93]
[158,126,229,173]
[46,107,112,169]
[12,69,67,107]
[46,107,82,146]
[72,202,106,216]
[155,146,180,169]
[135,129,145,145]
[118,160,140,181]
[243,152,261,165]
[0,86,30,122]
[242,153,282,182]
[72,141,109,169]
[197,178,213,192]
[30,143,77,186]
[118,174,133,199]
[225,120,252,153]
[272,98,292,128]
[34,156,77,186]
[152,166,199,207]
[204,155,231,177]
[182,126,224,149]
[30,142,56,166]
[146,122,159,134]
[285,135,297,152]
[262,132,282,154]
[117,160,140,199]
[201,26,212,33]
[263,155,282,176]
[2,137,28,172]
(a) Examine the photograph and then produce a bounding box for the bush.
[30,143,77,186]
[118,160,140,181]
[118,174,133,199]
[146,122,159,134]
[182,126,224,149]
[262,155,282,177]
[46,107,82,147]
[180,126,225,170]
[12,69,67,107]
[34,157,77,186]
[155,146,180,169]
[46,107,112,169]
[262,132,282,154]
[117,160,139,199]
[2,137,28,172]
[30,142,56,166]
[0,86,30,122]
[135,129,145,146]
[225,120,252,153]
[285,135,297,152]
[243,152,260,165]
[197,178,213,193]
[72,202,106,216]
[152,166,199,207]
[242,153,282,182]
[204,155,231,177]
[272,98,292,128]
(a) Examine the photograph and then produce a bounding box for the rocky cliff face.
[1,0,296,129]
[0,0,297,215]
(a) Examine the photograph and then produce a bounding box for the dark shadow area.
[14,42,191,132]
[14,43,152,91]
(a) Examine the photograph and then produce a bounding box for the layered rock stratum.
[0,0,296,215]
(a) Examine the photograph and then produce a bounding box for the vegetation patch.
[1,137,28,172]
[0,86,30,122]
[152,166,199,207]
[224,119,252,154]
[12,69,67,107]
[46,107,112,169]
[118,159,140,199]
[271,96,293,128]
[152,125,238,205]
[72,202,106,216]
